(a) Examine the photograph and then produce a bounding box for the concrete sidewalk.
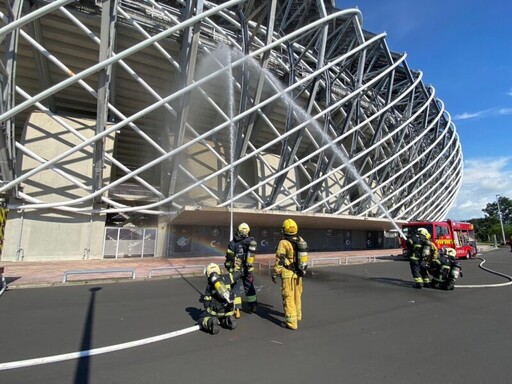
[0,248,402,289]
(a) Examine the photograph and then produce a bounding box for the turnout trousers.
[232,272,257,309]
[409,259,430,285]
[281,276,303,330]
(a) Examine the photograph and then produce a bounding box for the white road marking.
[0,325,200,371]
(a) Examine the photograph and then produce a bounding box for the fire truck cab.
[401,220,477,259]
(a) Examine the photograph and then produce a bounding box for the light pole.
[496,194,506,245]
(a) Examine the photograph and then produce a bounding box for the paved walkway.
[0,248,403,289]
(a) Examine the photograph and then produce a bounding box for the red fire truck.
[400,220,478,259]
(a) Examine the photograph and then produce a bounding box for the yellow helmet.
[282,218,298,235]
[237,222,250,238]
[417,227,431,240]
[206,263,221,278]
[445,248,456,257]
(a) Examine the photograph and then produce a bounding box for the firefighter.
[225,222,258,318]
[429,247,457,289]
[271,218,308,330]
[405,227,438,288]
[199,263,242,335]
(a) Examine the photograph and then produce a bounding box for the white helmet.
[205,263,221,278]
[237,222,250,238]
[445,248,456,258]
[417,227,431,240]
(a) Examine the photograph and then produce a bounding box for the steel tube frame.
[0,0,463,224]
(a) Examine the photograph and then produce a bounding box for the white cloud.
[507,88,512,96]
[454,107,512,120]
[446,157,512,220]
[453,111,483,120]
[498,107,512,115]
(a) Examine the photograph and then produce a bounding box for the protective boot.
[210,318,220,335]
[234,308,241,319]
[280,321,298,330]
[221,316,237,330]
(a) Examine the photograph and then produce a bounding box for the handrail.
[345,255,376,264]
[148,265,206,278]
[311,257,342,267]
[62,268,136,283]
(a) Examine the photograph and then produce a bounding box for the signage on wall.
[175,236,191,252]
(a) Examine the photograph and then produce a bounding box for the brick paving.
[0,248,403,289]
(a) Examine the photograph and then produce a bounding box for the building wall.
[1,112,114,261]
[167,224,388,258]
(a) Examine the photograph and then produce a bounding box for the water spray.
[222,48,407,239]
[228,48,235,240]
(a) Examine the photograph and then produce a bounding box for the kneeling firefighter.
[429,247,462,290]
[199,263,243,335]
[406,227,438,288]
[271,218,308,330]
[225,222,258,318]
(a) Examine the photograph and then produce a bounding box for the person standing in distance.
[225,222,258,318]
[271,218,308,330]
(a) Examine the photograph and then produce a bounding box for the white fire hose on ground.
[456,257,512,288]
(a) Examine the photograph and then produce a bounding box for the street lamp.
[496,194,506,245]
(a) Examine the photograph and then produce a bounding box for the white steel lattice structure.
[0,1,463,237]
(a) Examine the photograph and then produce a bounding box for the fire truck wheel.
[466,251,471,259]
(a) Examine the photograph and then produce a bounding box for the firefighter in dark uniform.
[406,227,438,288]
[429,247,457,289]
[271,218,308,330]
[225,223,258,318]
[199,263,242,335]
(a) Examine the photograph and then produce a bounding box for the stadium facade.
[0,0,463,261]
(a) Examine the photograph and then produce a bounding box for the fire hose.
[455,257,512,288]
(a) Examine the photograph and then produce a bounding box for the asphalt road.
[1,248,512,384]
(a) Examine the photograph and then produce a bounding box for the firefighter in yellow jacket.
[271,219,308,330]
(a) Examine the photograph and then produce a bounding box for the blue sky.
[335,0,512,220]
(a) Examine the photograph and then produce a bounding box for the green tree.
[468,217,496,242]
[482,196,512,224]
[475,195,512,243]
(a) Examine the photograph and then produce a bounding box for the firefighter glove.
[271,274,278,284]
